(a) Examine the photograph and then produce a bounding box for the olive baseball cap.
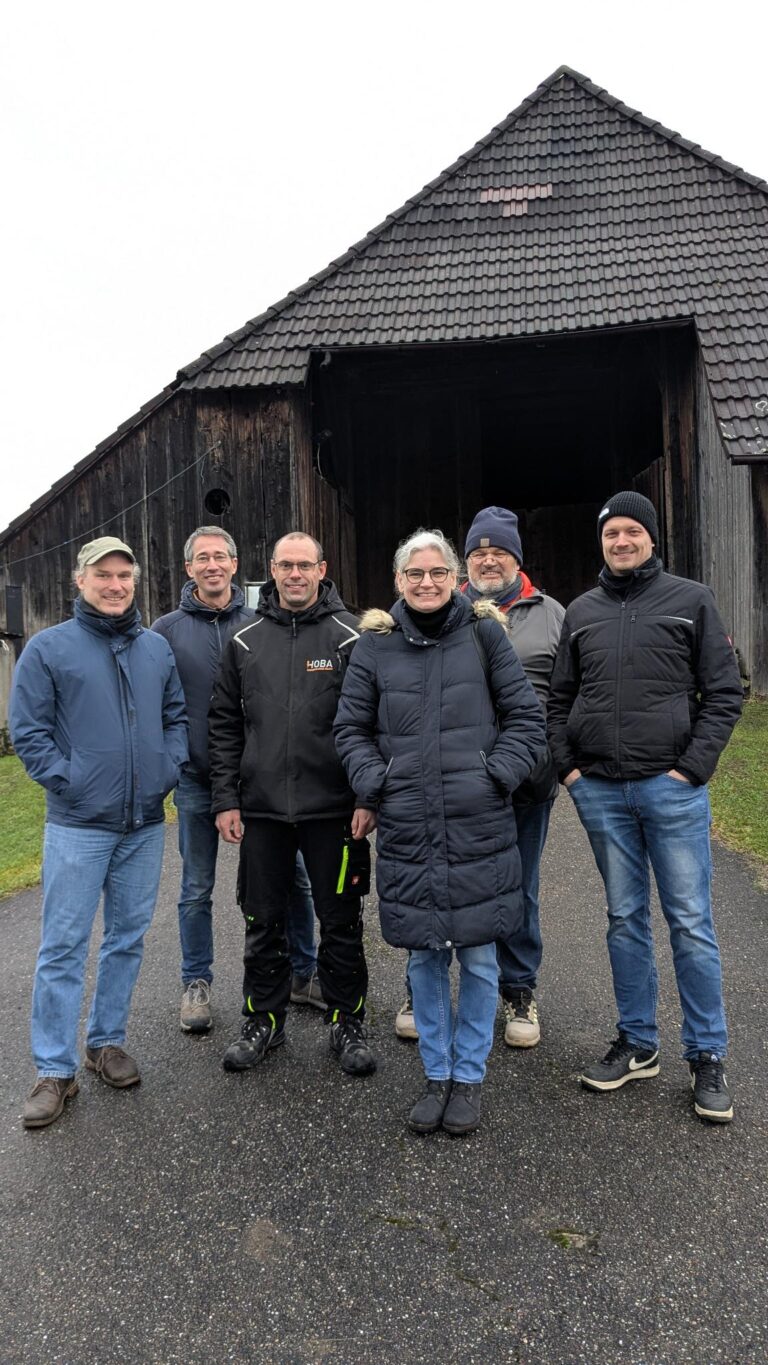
[76,536,136,569]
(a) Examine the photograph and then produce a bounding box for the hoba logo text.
[306,658,335,672]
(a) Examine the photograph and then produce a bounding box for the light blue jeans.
[31,820,166,1077]
[408,943,499,1084]
[174,773,316,984]
[568,773,727,1058]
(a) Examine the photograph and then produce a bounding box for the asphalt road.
[1,797,767,1365]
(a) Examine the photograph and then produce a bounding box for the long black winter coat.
[333,594,546,950]
[209,578,360,822]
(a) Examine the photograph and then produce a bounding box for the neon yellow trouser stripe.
[336,843,349,894]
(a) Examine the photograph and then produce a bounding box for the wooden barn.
[2,64,768,732]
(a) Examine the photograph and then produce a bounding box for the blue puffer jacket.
[151,580,254,783]
[333,594,546,949]
[10,600,188,832]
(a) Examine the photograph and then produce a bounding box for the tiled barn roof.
[180,65,768,462]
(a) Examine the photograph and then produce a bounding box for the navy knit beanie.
[464,506,523,564]
[597,491,659,546]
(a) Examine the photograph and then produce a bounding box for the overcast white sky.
[2,0,767,532]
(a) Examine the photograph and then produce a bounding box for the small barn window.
[204,488,231,515]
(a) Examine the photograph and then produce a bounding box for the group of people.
[10,490,743,1136]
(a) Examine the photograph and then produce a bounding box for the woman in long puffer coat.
[334,528,545,1134]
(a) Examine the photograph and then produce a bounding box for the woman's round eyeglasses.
[402,567,451,584]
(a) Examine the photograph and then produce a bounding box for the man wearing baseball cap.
[10,536,188,1129]
[548,491,743,1122]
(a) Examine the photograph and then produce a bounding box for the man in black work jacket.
[209,531,376,1078]
[548,491,743,1123]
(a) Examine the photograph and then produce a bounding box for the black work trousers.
[237,817,369,1025]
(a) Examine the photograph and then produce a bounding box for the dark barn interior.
[310,328,670,611]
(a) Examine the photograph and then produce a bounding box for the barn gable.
[179,65,768,465]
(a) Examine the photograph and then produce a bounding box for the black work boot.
[329,1013,376,1076]
[222,1015,286,1072]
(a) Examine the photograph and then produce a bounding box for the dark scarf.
[463,574,524,611]
[75,597,142,636]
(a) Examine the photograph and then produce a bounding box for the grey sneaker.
[289,973,325,1010]
[23,1076,79,1129]
[181,979,213,1033]
[502,989,541,1048]
[395,996,418,1040]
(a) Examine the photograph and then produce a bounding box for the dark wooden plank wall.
[751,464,768,695]
[0,389,298,646]
[695,350,754,679]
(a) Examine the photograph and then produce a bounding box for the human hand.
[215,809,244,842]
[351,807,377,839]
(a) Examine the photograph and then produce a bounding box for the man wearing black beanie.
[548,490,743,1123]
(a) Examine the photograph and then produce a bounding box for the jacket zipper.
[285,615,298,821]
[614,600,628,775]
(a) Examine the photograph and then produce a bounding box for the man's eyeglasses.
[402,567,451,584]
[467,548,514,562]
[191,552,232,565]
[273,560,321,573]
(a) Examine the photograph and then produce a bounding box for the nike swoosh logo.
[629,1053,658,1070]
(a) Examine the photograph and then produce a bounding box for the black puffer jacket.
[151,581,254,782]
[333,594,546,950]
[547,558,743,785]
[208,578,360,821]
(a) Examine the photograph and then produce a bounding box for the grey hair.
[272,531,324,561]
[72,562,141,589]
[392,528,460,577]
[184,526,237,563]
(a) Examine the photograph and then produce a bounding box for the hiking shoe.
[85,1045,140,1088]
[502,988,541,1048]
[22,1076,79,1129]
[408,1080,453,1133]
[329,1014,376,1076]
[395,996,418,1040]
[580,1034,660,1091]
[689,1052,733,1123]
[222,1016,286,1072]
[290,973,326,1010]
[442,1082,482,1135]
[180,979,212,1033]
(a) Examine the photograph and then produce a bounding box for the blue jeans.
[568,773,727,1058]
[408,943,499,1083]
[31,820,166,1077]
[496,799,553,993]
[174,773,316,984]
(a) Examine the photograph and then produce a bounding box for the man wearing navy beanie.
[548,489,743,1122]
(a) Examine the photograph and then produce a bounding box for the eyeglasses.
[273,560,321,573]
[402,567,452,584]
[467,548,514,562]
[191,552,232,565]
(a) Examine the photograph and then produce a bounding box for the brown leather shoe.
[85,1045,140,1088]
[23,1076,79,1129]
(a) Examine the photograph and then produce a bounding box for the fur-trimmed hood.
[359,596,508,635]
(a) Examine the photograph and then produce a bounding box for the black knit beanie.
[597,491,659,546]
